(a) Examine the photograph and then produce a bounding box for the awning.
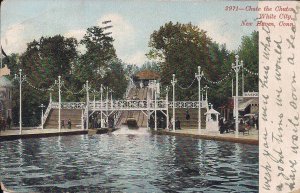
[238,98,258,111]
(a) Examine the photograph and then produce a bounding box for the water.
[0,127,258,192]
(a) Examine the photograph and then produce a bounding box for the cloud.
[64,29,85,40]
[97,13,137,62]
[1,23,27,54]
[198,20,238,50]
[124,51,147,66]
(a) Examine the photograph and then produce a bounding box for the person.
[160,117,166,129]
[252,116,256,128]
[2,119,6,131]
[0,117,3,132]
[219,117,224,134]
[249,116,254,127]
[97,118,101,128]
[186,110,190,120]
[148,116,154,129]
[68,119,72,129]
[6,116,12,129]
[61,119,65,128]
[255,117,259,130]
[175,118,181,130]
[239,118,244,126]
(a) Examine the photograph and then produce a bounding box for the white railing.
[42,102,52,126]
[169,101,207,108]
[52,102,85,109]
[50,100,207,111]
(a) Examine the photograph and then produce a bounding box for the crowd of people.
[148,116,181,130]
[218,115,259,134]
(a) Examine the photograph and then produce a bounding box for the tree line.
[3,22,258,126]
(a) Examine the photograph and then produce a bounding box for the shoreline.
[152,129,259,145]
[0,127,258,145]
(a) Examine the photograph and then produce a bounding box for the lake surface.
[0,128,258,192]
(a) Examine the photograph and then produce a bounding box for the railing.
[51,100,207,111]
[169,101,207,108]
[42,102,52,127]
[52,102,85,109]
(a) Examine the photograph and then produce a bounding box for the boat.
[126,117,139,129]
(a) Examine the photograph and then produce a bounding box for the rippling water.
[0,128,258,192]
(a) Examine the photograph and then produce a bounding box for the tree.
[238,31,258,92]
[7,35,79,126]
[147,22,234,104]
[78,26,116,87]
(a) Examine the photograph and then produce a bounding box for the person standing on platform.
[68,119,72,129]
[6,116,12,129]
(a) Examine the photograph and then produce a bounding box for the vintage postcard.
[0,0,299,192]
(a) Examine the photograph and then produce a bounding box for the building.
[0,65,13,120]
[132,70,160,88]
[219,92,259,120]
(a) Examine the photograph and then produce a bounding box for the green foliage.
[6,27,127,127]
[147,22,258,108]
[238,31,259,92]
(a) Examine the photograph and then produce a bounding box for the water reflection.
[0,132,258,192]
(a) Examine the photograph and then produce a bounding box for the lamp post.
[232,55,243,137]
[39,104,45,130]
[171,74,177,131]
[204,85,209,111]
[100,84,103,128]
[83,80,91,129]
[241,60,244,95]
[106,86,109,127]
[166,86,169,130]
[154,80,157,131]
[14,69,26,134]
[110,89,113,108]
[93,89,96,111]
[195,66,204,132]
[55,76,63,132]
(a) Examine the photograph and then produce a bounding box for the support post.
[195,66,204,132]
[241,60,244,96]
[171,74,177,131]
[19,70,23,134]
[81,109,84,130]
[39,104,45,130]
[232,55,242,137]
[166,86,169,130]
[100,84,103,128]
[204,85,209,110]
[55,76,63,132]
[231,78,234,97]
[83,80,90,129]
[106,86,109,127]
[110,89,113,108]
[14,69,26,134]
[154,80,157,131]
[93,90,96,111]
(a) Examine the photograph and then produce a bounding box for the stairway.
[169,108,207,129]
[44,109,82,129]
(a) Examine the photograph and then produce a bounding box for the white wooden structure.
[204,107,220,131]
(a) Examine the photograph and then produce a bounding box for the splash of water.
[113,125,150,135]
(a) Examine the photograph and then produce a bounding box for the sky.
[1,0,258,66]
